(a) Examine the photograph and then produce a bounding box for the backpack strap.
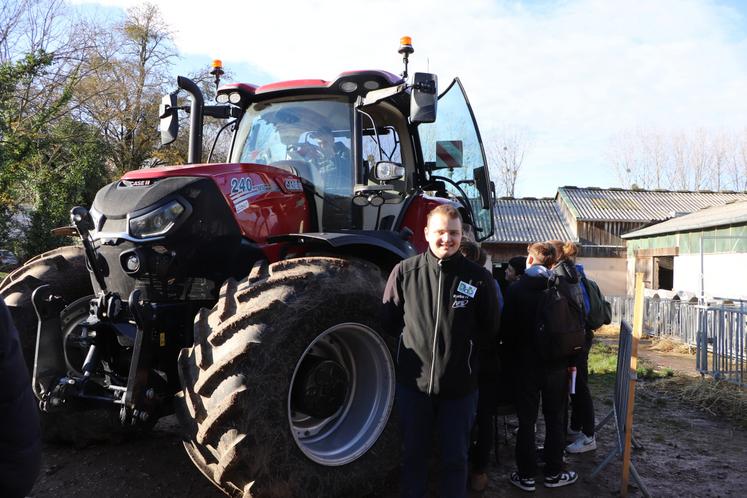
[547,273,559,288]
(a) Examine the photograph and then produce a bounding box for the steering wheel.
[287,143,325,164]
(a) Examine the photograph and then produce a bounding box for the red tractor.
[0,40,494,497]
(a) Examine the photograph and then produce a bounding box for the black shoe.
[509,471,536,492]
[544,470,578,488]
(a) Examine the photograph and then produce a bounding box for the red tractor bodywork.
[123,163,311,244]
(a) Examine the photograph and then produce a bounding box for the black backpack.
[581,275,612,330]
[535,275,586,361]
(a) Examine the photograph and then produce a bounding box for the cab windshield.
[232,99,353,190]
[231,99,354,230]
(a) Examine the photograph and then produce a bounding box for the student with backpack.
[567,246,612,453]
[500,242,581,491]
[548,240,599,453]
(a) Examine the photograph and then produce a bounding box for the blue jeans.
[396,384,478,498]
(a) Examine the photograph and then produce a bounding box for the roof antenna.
[398,36,414,80]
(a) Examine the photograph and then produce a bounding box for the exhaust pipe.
[177,76,204,164]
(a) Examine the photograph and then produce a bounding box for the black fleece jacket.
[382,250,501,398]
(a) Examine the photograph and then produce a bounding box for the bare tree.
[73,2,177,174]
[722,129,747,191]
[485,126,531,197]
[608,128,747,192]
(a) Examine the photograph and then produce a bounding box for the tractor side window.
[418,79,493,240]
[362,126,401,168]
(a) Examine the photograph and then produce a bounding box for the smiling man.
[382,204,500,498]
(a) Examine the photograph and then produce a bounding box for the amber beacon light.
[398,36,414,79]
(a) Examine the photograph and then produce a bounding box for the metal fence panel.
[607,296,746,387]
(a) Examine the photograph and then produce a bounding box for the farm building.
[622,200,747,300]
[482,195,625,295]
[484,187,747,296]
[484,197,573,261]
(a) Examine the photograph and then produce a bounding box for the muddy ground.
[28,339,746,498]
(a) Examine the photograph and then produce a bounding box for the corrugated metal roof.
[486,198,576,244]
[557,186,747,222]
[623,200,747,239]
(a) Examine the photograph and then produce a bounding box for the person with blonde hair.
[548,240,598,454]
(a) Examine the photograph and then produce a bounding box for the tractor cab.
[161,59,494,252]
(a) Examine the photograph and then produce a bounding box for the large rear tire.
[176,257,399,498]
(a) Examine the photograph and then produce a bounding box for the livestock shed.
[622,200,747,300]
[481,197,626,295]
[484,187,747,296]
[483,197,574,260]
[556,186,747,247]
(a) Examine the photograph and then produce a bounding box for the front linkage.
[30,207,187,427]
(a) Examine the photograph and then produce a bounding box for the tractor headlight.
[129,200,187,239]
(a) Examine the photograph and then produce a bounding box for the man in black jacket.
[501,242,578,491]
[0,297,41,498]
[382,204,500,498]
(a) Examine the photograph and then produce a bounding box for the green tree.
[0,50,60,251]
[20,117,108,256]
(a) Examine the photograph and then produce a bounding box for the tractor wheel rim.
[288,322,395,466]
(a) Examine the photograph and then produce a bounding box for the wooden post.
[621,273,644,497]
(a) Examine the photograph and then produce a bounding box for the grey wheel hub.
[288,322,395,466]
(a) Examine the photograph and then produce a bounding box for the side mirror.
[370,161,405,182]
[159,92,179,146]
[410,72,437,123]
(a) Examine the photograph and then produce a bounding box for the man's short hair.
[527,242,556,268]
[508,256,526,276]
[427,204,462,224]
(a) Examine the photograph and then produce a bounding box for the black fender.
[268,230,417,271]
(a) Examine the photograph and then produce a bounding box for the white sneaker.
[566,428,583,443]
[566,435,596,453]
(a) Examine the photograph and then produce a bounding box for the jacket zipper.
[428,260,443,395]
[396,335,403,364]
[467,339,474,376]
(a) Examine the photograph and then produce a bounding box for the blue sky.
[70,0,747,198]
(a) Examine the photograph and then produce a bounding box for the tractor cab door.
[418,78,494,241]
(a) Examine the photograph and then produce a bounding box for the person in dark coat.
[548,240,598,453]
[500,242,578,491]
[0,297,41,498]
[459,240,502,492]
[382,204,501,498]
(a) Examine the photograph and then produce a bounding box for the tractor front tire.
[0,246,91,368]
[0,245,135,445]
[176,257,400,498]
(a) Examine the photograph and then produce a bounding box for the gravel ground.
[27,342,747,498]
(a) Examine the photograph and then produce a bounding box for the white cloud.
[70,0,747,196]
